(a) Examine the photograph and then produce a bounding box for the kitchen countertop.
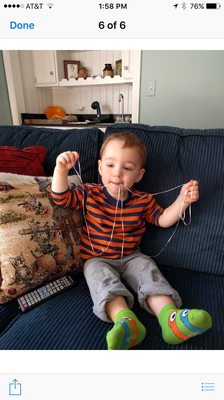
[22,119,116,128]
[21,113,132,129]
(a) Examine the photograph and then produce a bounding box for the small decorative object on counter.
[115,59,122,76]
[103,63,114,78]
[45,106,66,120]
[63,115,78,122]
[63,60,80,80]
[78,67,88,80]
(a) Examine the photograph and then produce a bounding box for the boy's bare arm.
[51,151,79,193]
[158,180,199,228]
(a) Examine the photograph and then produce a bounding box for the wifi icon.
[47,3,54,8]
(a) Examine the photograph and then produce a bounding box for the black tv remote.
[17,275,76,312]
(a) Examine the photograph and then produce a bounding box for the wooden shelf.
[58,75,133,87]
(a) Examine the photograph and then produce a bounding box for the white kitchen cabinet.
[32,51,59,86]
[33,50,75,87]
[122,50,135,79]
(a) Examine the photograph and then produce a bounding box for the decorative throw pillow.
[0,173,83,304]
[0,146,47,176]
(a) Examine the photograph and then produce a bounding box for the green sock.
[158,304,212,345]
[106,309,146,350]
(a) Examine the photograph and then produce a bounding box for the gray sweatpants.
[84,250,182,322]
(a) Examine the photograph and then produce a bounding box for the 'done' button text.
[10,21,35,29]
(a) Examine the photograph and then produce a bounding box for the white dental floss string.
[128,186,192,257]
[74,160,122,256]
[73,160,192,258]
[151,191,191,258]
[120,185,125,260]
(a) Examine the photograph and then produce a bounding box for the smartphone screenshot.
[0,1,223,398]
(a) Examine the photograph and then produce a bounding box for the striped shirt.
[51,183,164,260]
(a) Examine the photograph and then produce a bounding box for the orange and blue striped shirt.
[51,184,164,260]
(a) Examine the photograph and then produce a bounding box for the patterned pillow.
[0,173,83,304]
[0,146,47,176]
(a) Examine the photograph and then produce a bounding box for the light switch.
[147,79,156,96]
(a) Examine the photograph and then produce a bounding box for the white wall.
[140,51,224,129]
[52,84,132,115]
[18,51,53,115]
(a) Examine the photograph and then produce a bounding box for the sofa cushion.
[0,267,223,349]
[0,172,83,303]
[105,124,224,275]
[0,145,47,176]
[0,125,104,181]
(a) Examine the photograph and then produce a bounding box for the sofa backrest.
[105,124,224,276]
[0,125,104,182]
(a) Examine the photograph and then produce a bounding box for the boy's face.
[98,139,145,200]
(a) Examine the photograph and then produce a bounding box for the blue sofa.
[0,123,223,349]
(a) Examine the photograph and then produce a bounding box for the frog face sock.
[158,304,212,345]
[106,309,146,350]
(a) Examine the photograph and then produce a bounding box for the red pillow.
[0,146,47,176]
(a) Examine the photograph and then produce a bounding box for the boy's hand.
[180,180,199,205]
[56,151,79,172]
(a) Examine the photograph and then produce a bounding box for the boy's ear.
[98,159,102,176]
[135,168,145,183]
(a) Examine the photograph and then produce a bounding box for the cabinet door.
[122,50,133,79]
[32,51,58,86]
[122,50,141,82]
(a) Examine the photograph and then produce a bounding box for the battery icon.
[206,3,221,8]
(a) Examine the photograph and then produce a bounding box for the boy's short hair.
[100,132,147,167]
